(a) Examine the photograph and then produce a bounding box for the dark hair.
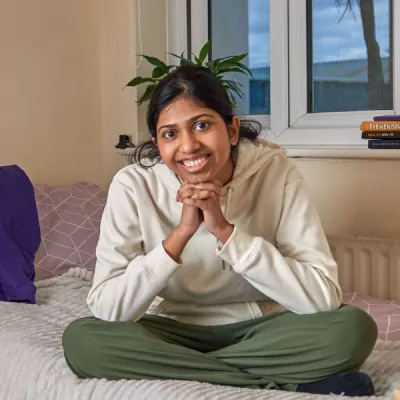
[129,64,261,167]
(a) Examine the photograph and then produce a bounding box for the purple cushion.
[33,182,106,281]
[0,165,40,303]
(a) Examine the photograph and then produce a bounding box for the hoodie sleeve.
[216,176,342,314]
[87,178,182,322]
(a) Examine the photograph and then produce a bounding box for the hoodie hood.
[227,139,286,190]
[153,139,286,194]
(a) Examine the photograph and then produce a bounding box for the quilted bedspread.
[1,267,400,400]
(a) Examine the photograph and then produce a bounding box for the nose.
[179,130,201,154]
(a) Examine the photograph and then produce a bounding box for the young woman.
[63,65,377,396]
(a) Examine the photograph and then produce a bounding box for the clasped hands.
[176,181,234,244]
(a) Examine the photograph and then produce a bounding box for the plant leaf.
[214,55,253,78]
[224,82,244,99]
[221,79,243,88]
[198,41,210,64]
[238,62,254,78]
[142,55,168,71]
[193,54,201,65]
[179,51,191,64]
[137,84,156,105]
[180,57,194,66]
[213,53,247,64]
[217,67,248,75]
[205,60,218,75]
[167,52,183,60]
[166,52,193,68]
[227,90,237,108]
[223,79,242,91]
[216,54,248,67]
[126,76,155,87]
[212,56,232,63]
[221,79,244,96]
[216,61,245,71]
[216,62,243,69]
[152,66,166,79]
[217,63,253,79]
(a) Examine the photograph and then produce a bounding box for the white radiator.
[328,236,400,300]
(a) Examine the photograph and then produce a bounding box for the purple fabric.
[0,165,40,304]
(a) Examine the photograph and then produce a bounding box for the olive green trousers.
[62,305,377,391]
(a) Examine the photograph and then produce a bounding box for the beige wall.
[0,0,104,186]
[295,159,400,240]
[99,0,138,187]
[99,0,167,186]
[0,0,167,188]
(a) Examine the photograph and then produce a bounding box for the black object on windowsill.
[115,135,134,149]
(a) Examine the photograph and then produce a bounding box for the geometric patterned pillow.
[33,182,106,281]
[343,292,400,341]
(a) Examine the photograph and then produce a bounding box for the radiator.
[328,236,400,300]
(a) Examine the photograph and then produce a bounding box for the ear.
[152,137,157,146]
[228,116,240,146]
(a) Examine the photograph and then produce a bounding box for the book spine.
[362,131,400,139]
[368,139,400,149]
[373,115,400,121]
[361,121,400,132]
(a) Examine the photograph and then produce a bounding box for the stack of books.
[360,115,400,149]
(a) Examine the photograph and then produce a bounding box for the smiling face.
[155,97,240,185]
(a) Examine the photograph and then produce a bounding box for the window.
[309,0,392,113]
[209,0,270,115]
[167,0,400,156]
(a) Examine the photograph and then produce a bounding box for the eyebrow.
[157,113,216,134]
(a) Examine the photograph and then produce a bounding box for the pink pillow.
[343,292,400,341]
[33,182,106,281]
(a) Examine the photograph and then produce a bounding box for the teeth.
[182,157,206,167]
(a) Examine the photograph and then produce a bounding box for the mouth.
[177,155,210,173]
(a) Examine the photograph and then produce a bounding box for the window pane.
[309,0,392,113]
[209,0,270,115]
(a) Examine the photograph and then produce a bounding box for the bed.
[1,267,400,400]
[2,182,400,400]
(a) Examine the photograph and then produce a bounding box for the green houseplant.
[126,41,253,108]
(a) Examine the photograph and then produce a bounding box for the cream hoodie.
[87,139,342,325]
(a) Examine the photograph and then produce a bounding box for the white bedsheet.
[1,267,400,400]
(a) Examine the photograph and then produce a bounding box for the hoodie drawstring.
[221,186,233,271]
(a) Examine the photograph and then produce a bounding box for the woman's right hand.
[162,184,204,262]
[162,182,217,262]
[176,182,207,237]
[177,203,204,237]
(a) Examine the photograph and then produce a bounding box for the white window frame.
[166,0,188,65]
[166,0,400,158]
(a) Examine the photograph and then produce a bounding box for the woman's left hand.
[176,182,234,243]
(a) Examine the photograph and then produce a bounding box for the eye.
[194,121,209,131]
[162,130,176,140]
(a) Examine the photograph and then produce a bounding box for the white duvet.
[1,267,400,400]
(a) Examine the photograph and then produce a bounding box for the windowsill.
[284,145,400,160]
[116,146,400,160]
[116,148,135,156]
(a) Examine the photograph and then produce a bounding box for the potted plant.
[126,41,253,108]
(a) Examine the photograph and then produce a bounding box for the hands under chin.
[176,181,234,244]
